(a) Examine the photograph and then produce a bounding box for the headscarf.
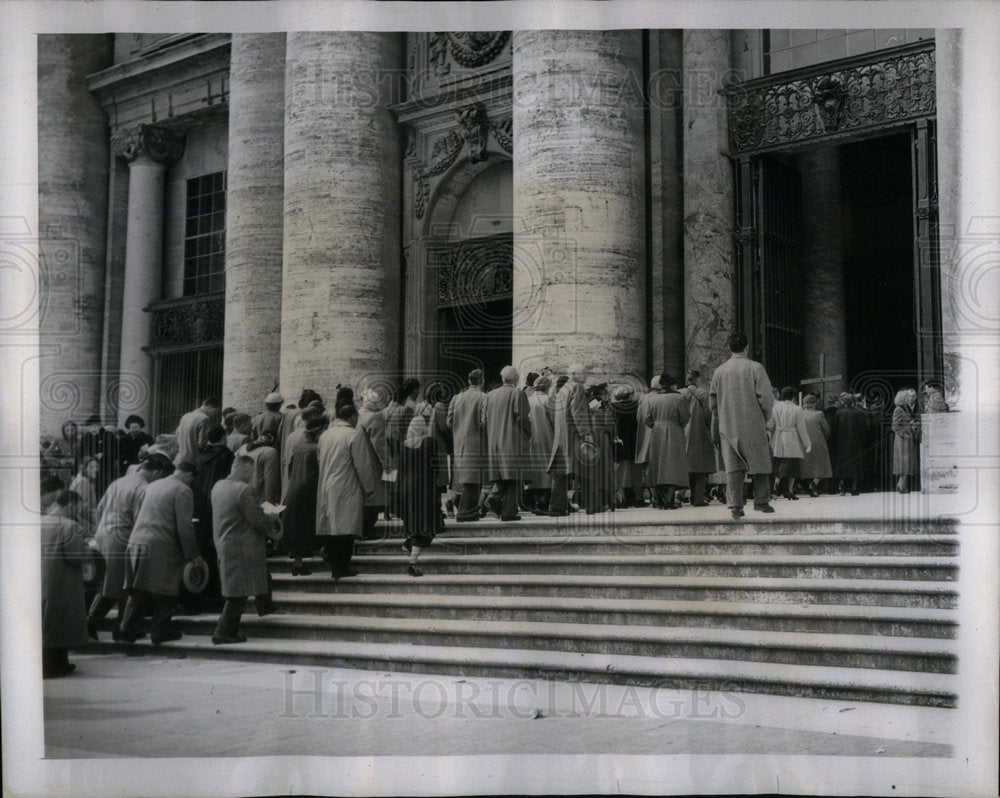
[404,407,431,449]
[362,388,387,413]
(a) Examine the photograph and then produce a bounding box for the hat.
[182,560,210,593]
[612,385,634,401]
[577,440,600,464]
[265,392,284,404]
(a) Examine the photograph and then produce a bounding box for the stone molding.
[428,32,511,76]
[147,291,225,352]
[411,103,511,219]
[111,124,186,164]
[726,41,935,155]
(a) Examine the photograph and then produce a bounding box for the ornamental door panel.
[735,155,803,390]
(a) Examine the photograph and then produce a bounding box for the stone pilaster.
[37,34,113,436]
[682,30,735,378]
[511,30,646,383]
[113,124,185,427]
[224,33,286,412]
[280,32,402,398]
[798,147,847,396]
[649,30,685,379]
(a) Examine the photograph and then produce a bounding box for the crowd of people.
[38,331,947,676]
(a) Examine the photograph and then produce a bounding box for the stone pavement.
[44,652,954,759]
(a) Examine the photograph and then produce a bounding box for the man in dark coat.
[834,393,869,495]
[447,369,487,522]
[185,424,234,612]
[482,366,532,521]
[384,379,420,517]
[709,332,776,519]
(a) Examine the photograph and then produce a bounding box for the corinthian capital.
[111,124,185,164]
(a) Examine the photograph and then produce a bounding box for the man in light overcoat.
[482,366,532,522]
[119,461,205,643]
[211,455,281,644]
[547,364,596,514]
[709,332,776,519]
[447,368,487,522]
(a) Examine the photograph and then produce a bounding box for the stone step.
[324,553,957,581]
[91,635,958,706]
[361,516,957,538]
[345,533,959,557]
[259,592,958,638]
[105,613,958,674]
[271,573,958,608]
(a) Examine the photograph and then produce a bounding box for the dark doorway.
[438,296,513,389]
[839,132,917,396]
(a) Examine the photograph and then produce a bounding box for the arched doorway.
[430,161,513,388]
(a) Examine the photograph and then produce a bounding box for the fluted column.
[798,147,846,395]
[112,125,184,427]
[37,34,113,436]
[511,30,646,382]
[682,30,735,376]
[224,33,286,411]
[280,32,402,398]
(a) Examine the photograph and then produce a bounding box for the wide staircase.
[98,511,960,707]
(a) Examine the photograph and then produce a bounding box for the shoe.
[485,497,502,519]
[86,618,99,642]
[754,503,776,513]
[212,635,247,645]
[150,628,183,645]
[690,501,708,507]
[331,568,359,579]
[500,515,522,522]
[257,603,279,617]
[851,490,860,496]
[114,630,139,643]
[407,564,423,577]
[731,508,745,520]
[808,487,819,498]
[401,538,413,553]
[445,499,455,518]
[783,493,798,501]
[291,566,312,576]
[456,514,478,523]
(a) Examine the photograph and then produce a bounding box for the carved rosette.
[149,294,225,349]
[433,237,513,307]
[111,124,186,164]
[726,43,935,155]
[427,31,511,77]
[411,105,512,219]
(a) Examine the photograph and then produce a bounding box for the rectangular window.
[183,171,226,296]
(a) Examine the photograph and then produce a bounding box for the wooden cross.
[800,354,843,403]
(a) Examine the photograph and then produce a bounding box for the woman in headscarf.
[358,388,389,537]
[639,373,690,509]
[610,384,642,508]
[68,455,101,530]
[398,405,439,576]
[892,388,920,493]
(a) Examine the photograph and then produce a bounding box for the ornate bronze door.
[735,155,803,389]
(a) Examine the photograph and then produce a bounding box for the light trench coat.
[709,353,775,475]
[94,471,149,600]
[212,476,275,598]
[316,420,378,539]
[447,387,487,486]
[767,400,812,459]
[125,475,199,596]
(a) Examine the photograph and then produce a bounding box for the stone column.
[798,147,847,396]
[511,30,646,383]
[280,33,402,398]
[37,34,113,436]
[112,125,184,427]
[224,33,286,411]
[682,30,735,376]
[648,30,685,379]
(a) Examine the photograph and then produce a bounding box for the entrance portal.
[840,132,918,398]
